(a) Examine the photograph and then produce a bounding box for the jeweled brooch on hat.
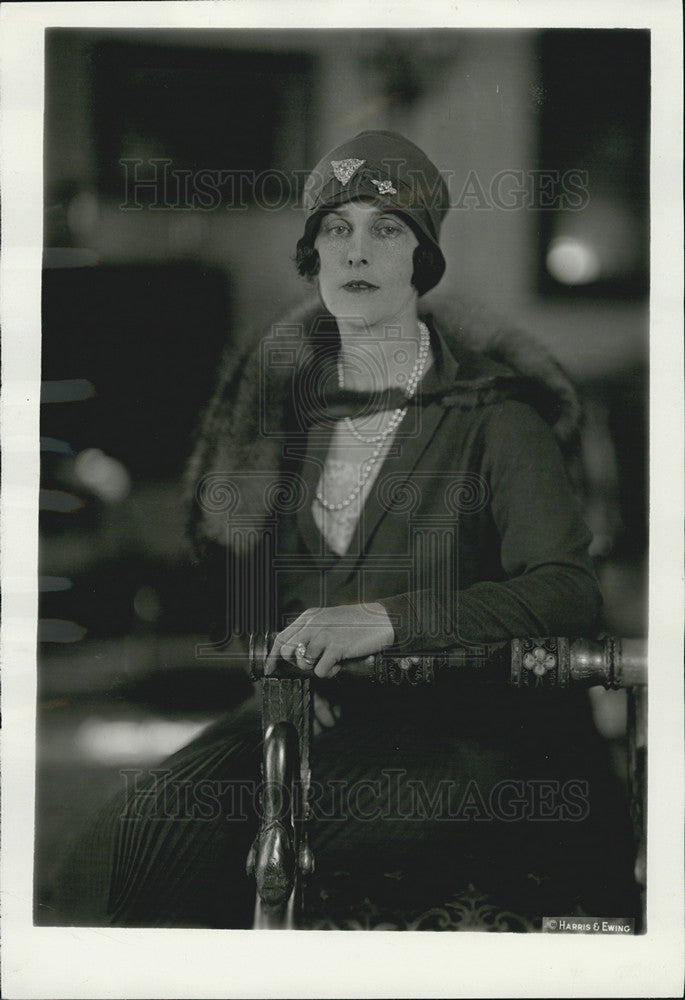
[331,158,365,184]
[370,178,397,195]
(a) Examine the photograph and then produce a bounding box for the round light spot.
[546,237,602,285]
[74,448,131,502]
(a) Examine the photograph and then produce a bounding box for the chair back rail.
[250,634,647,688]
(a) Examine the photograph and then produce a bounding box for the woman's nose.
[347,232,370,266]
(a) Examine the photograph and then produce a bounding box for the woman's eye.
[325,224,349,236]
[375,223,402,237]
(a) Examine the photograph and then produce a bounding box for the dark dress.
[54,317,640,928]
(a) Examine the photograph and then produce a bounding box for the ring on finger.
[295,642,318,667]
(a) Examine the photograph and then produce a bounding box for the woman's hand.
[264,603,395,678]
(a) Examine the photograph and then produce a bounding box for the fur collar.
[185,291,581,552]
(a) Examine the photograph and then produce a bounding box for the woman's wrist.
[365,602,396,648]
[372,595,417,651]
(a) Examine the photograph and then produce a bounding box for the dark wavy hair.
[295,225,444,298]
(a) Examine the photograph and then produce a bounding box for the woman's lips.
[342,280,378,292]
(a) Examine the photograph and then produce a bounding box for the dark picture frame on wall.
[535,29,649,299]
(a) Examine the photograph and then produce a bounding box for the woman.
[56,131,638,928]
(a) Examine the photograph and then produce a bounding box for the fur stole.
[184,290,582,554]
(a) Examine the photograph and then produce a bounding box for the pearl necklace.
[315,321,430,512]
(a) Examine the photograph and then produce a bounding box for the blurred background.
[36,28,649,921]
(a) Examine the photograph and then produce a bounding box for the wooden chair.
[247,635,647,930]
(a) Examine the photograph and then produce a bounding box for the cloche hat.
[302,130,450,292]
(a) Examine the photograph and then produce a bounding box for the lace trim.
[312,455,384,556]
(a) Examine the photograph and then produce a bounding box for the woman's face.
[314,201,419,328]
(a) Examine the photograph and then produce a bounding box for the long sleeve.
[377,401,602,651]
